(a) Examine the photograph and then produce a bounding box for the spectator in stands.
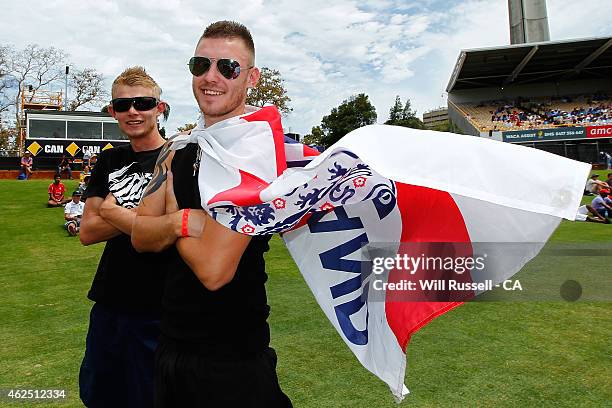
[77,174,90,199]
[19,151,33,180]
[58,155,73,179]
[82,149,92,169]
[80,165,91,183]
[48,174,70,207]
[89,154,98,170]
[64,191,85,236]
[585,174,609,195]
[591,189,612,219]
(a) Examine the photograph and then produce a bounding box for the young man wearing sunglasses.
[132,21,292,407]
[78,67,174,408]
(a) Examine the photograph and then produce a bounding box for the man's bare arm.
[99,193,138,236]
[131,149,184,252]
[132,184,184,253]
[176,214,251,291]
[80,197,123,245]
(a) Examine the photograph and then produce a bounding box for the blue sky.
[1,0,610,135]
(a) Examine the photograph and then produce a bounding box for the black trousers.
[154,338,292,408]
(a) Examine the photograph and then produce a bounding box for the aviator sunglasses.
[189,56,251,80]
[111,97,159,112]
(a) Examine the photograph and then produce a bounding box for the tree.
[385,95,424,130]
[388,95,403,123]
[302,125,324,145]
[319,93,377,147]
[0,121,17,153]
[10,44,67,121]
[68,67,107,111]
[0,45,13,116]
[246,67,292,116]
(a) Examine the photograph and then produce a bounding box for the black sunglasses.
[189,56,251,80]
[111,97,159,112]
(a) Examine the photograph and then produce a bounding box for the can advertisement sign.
[502,126,586,142]
[25,139,129,159]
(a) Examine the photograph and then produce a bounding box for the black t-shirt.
[161,143,272,355]
[85,144,168,314]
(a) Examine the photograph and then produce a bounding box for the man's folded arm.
[176,213,251,291]
[80,197,123,245]
[99,194,138,236]
[131,179,182,253]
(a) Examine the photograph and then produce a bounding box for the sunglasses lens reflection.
[217,59,240,79]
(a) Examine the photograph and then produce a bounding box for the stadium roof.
[446,36,612,92]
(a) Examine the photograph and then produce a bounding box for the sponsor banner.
[502,126,586,143]
[586,125,612,139]
[25,139,129,158]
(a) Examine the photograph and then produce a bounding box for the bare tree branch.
[68,67,108,111]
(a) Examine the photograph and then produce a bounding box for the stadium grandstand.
[446,36,612,165]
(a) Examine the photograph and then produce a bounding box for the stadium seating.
[458,93,611,132]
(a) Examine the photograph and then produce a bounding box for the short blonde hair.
[111,66,161,99]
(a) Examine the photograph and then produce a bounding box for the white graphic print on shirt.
[108,162,153,209]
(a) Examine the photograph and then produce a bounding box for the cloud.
[1,0,610,135]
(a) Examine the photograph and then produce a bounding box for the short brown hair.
[111,66,161,99]
[200,21,255,63]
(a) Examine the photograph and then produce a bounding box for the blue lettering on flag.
[309,207,370,346]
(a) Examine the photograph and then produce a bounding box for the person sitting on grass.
[64,191,85,236]
[606,173,612,190]
[585,174,609,195]
[591,189,612,219]
[48,174,70,207]
[576,204,610,224]
[19,151,33,180]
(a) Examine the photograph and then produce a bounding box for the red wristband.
[181,208,190,237]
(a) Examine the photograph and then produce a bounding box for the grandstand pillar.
[508,0,550,44]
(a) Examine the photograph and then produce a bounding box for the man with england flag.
[133,20,590,405]
[132,21,292,407]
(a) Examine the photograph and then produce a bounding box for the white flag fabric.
[166,106,590,401]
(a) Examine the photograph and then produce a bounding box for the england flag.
[166,105,590,401]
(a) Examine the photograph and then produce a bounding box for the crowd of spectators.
[532,97,610,127]
[489,103,539,129]
[472,93,612,131]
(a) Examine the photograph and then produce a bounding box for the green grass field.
[0,174,610,407]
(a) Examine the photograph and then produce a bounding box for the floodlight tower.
[508,0,550,44]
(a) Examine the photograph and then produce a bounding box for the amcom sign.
[589,127,612,136]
